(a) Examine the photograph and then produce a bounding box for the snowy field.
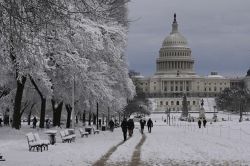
[1,112,250,166]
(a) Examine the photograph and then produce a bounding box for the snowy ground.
[1,112,250,166]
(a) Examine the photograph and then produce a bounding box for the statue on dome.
[174,13,176,22]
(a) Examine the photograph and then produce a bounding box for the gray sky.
[126,0,250,77]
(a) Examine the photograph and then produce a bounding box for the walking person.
[121,118,128,141]
[147,118,153,133]
[32,117,37,128]
[203,119,207,128]
[140,118,146,134]
[46,119,50,129]
[198,119,202,128]
[127,118,135,137]
[108,119,115,132]
[4,115,9,126]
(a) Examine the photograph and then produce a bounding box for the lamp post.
[96,102,98,129]
[71,74,75,128]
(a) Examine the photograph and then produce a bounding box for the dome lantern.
[162,14,188,48]
[171,13,178,34]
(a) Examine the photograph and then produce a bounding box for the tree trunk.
[65,104,72,128]
[39,98,46,128]
[88,112,91,126]
[27,103,35,125]
[29,76,46,128]
[93,114,96,125]
[28,112,31,125]
[56,102,63,126]
[52,100,57,126]
[12,76,26,129]
[76,115,78,124]
[118,112,121,124]
[82,110,86,125]
[102,114,104,125]
[52,100,63,127]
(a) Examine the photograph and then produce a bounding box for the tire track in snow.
[92,137,131,166]
[129,133,146,166]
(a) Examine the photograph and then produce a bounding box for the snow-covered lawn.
[0,125,122,166]
[1,112,250,166]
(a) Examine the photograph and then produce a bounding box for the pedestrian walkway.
[129,133,146,166]
[92,137,131,166]
[94,128,147,166]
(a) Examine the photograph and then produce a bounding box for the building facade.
[133,14,249,112]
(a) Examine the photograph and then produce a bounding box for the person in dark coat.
[198,119,202,128]
[140,119,146,134]
[121,118,128,141]
[147,118,153,133]
[32,117,37,128]
[4,115,9,126]
[46,119,50,129]
[109,119,115,132]
[203,119,207,128]
[0,118,2,127]
[127,118,135,137]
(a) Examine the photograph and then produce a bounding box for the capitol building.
[133,14,250,112]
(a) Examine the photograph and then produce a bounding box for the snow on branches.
[0,0,135,126]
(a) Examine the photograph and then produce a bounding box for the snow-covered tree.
[0,0,135,129]
[216,87,250,121]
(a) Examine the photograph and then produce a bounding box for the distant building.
[133,14,248,112]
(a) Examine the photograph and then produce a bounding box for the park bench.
[93,127,100,134]
[33,133,50,151]
[79,128,89,137]
[26,132,44,152]
[60,130,76,143]
[0,153,5,161]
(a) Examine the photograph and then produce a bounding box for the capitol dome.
[162,33,188,47]
[162,14,188,48]
[156,14,195,76]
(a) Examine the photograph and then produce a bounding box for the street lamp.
[71,74,75,128]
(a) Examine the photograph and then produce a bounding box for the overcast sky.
[126,0,250,77]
